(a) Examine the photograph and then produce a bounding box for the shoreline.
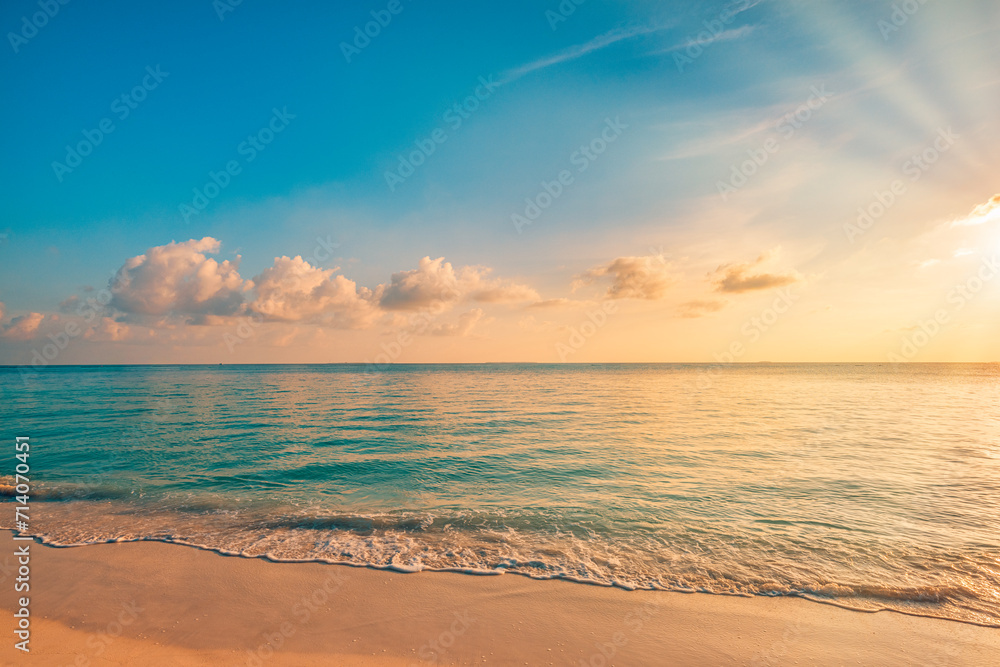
[3,532,998,666]
[16,531,1000,630]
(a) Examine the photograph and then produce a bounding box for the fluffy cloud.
[379,256,538,311]
[573,256,673,300]
[2,312,44,340]
[713,250,800,293]
[57,242,542,338]
[110,237,247,319]
[249,256,380,328]
[951,194,1000,227]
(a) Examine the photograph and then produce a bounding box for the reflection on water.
[2,363,998,625]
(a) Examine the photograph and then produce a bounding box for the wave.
[7,528,998,628]
[0,478,136,501]
[3,497,999,628]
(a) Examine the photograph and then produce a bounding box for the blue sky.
[2,0,999,363]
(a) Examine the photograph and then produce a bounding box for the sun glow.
[952,194,1000,228]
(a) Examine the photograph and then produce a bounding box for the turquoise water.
[2,363,998,626]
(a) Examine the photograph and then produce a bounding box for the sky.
[1,0,999,364]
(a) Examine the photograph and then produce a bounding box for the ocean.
[2,363,998,626]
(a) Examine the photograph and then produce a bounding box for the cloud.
[428,308,486,337]
[713,250,800,293]
[84,317,133,342]
[379,257,538,312]
[249,255,380,328]
[951,194,1000,227]
[503,24,669,83]
[574,256,673,300]
[110,237,247,320]
[678,299,727,318]
[723,0,766,18]
[58,296,80,313]
[0,301,5,322]
[378,257,466,312]
[2,312,44,340]
[658,24,756,54]
[55,243,542,343]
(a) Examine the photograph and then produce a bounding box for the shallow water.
[2,363,998,625]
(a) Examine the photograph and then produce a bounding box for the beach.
[3,364,999,665]
[4,0,999,661]
[2,531,997,666]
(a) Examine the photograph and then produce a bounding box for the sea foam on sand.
[2,531,998,666]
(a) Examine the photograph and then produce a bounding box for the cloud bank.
[77,240,540,337]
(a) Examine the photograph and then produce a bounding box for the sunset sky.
[1,0,998,364]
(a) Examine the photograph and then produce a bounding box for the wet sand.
[1,531,997,666]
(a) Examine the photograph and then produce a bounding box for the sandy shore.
[1,531,997,666]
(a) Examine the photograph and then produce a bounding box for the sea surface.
[2,363,998,626]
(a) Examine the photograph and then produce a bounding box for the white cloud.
[503,24,670,83]
[379,256,538,312]
[658,24,756,55]
[951,194,1000,227]
[249,256,380,328]
[110,237,247,319]
[57,243,542,343]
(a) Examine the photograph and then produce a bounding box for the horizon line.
[3,361,997,368]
